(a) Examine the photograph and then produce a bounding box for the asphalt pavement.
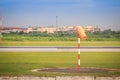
[0,46,120,52]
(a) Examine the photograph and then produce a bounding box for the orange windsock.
[76,26,87,40]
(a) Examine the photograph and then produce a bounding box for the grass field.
[0,52,120,76]
[0,41,120,46]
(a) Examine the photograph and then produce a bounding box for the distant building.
[83,26,101,33]
[2,25,101,34]
[24,27,57,33]
[84,26,94,33]
[2,27,24,33]
[23,28,29,33]
[58,26,75,32]
[94,26,101,32]
[27,27,33,32]
[37,27,57,33]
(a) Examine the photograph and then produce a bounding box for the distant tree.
[103,29,112,34]
[18,31,24,35]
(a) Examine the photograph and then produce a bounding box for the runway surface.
[0,46,120,52]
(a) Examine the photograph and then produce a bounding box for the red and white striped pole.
[76,26,87,71]
[78,37,80,71]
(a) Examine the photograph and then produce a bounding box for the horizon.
[1,25,119,31]
[0,0,120,31]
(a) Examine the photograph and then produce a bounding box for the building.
[27,27,33,32]
[2,27,24,33]
[94,26,101,32]
[83,26,101,33]
[84,26,94,33]
[23,28,29,33]
[2,25,101,34]
[24,27,57,33]
[58,26,75,32]
[37,27,57,33]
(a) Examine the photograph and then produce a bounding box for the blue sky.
[0,0,120,30]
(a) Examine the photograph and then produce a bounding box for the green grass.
[0,41,120,46]
[0,52,120,76]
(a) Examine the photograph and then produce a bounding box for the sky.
[0,0,120,30]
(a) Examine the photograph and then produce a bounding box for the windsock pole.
[78,37,80,71]
[76,26,87,71]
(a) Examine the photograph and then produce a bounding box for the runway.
[0,46,120,52]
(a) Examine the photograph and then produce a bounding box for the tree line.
[2,29,120,41]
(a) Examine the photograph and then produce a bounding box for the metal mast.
[56,16,58,32]
[0,16,2,41]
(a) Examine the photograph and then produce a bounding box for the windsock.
[76,26,87,40]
